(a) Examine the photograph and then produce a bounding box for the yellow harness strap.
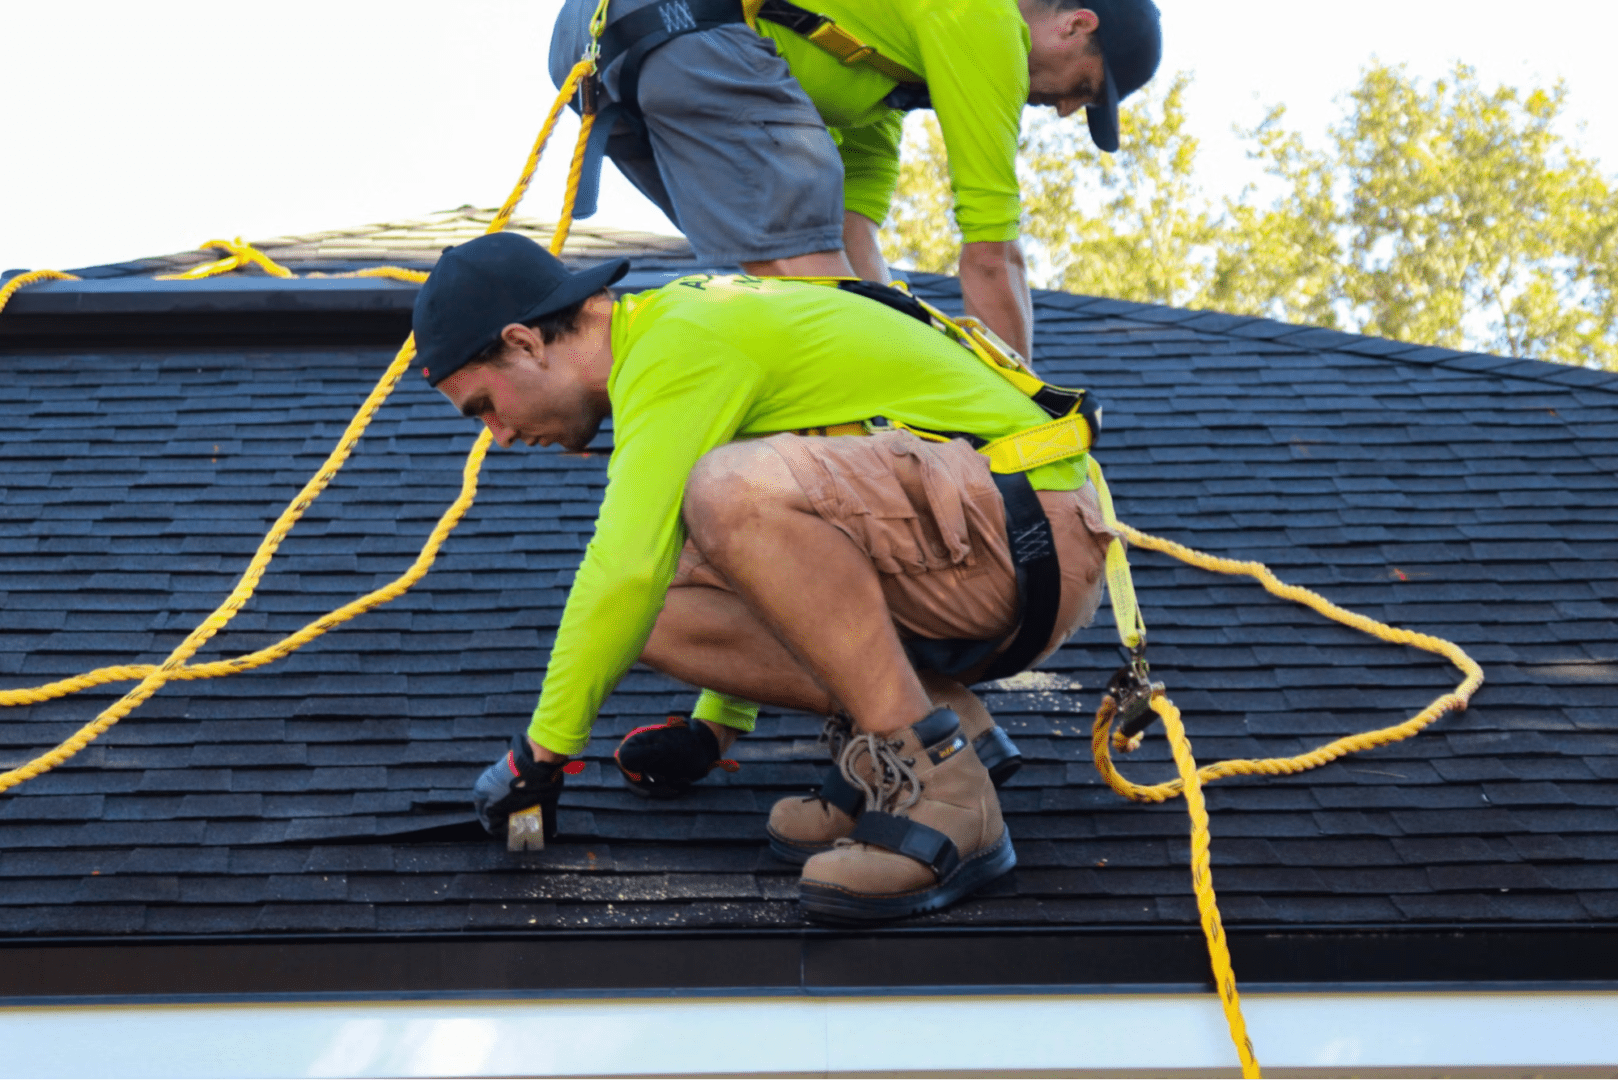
[1088,456,1146,650]
[742,0,925,85]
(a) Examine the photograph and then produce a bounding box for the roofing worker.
[416,233,1114,920]
[549,0,1163,361]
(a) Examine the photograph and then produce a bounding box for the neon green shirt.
[526,275,1082,755]
[755,0,1030,243]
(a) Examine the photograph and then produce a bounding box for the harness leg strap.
[571,101,626,221]
[980,470,1062,683]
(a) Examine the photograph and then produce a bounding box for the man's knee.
[683,441,805,543]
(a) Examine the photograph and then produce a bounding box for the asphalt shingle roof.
[2,268,1616,972]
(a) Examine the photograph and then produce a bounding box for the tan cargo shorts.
[673,430,1117,676]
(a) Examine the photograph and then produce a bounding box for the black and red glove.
[614,716,739,799]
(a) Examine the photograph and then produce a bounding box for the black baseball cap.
[412,232,629,387]
[1083,0,1163,153]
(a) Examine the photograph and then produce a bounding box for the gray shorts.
[549,0,845,266]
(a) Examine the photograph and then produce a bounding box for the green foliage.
[880,116,960,275]
[1021,72,1220,305]
[883,62,1618,369]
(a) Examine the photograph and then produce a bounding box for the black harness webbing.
[982,470,1062,682]
[568,0,750,220]
[899,471,1061,685]
[598,0,748,118]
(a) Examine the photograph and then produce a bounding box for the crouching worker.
[414,232,1115,921]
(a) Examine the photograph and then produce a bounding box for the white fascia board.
[3,990,1616,1077]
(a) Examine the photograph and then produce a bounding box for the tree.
[882,62,1618,370]
[1020,71,1218,306]
[1332,64,1615,366]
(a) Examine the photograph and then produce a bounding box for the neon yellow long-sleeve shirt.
[527,275,1081,755]
[755,0,1030,243]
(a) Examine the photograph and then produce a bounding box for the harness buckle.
[1107,645,1164,746]
[839,44,876,66]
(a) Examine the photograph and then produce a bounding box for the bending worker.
[550,0,1162,360]
[416,233,1115,920]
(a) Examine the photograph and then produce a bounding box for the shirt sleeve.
[836,112,905,226]
[527,318,769,755]
[914,5,1028,242]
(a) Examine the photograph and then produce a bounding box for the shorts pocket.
[828,457,930,577]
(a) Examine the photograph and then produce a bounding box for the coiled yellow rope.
[1093,522,1484,803]
[0,55,599,794]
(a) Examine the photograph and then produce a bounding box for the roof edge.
[4,925,1617,1000]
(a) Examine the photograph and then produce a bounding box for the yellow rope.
[1093,522,1484,803]
[155,237,296,280]
[1087,524,1485,1077]
[0,58,601,794]
[0,268,81,305]
[1154,691,1259,1079]
[490,60,593,237]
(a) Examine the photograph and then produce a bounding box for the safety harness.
[572,0,930,219]
[781,275,1125,685]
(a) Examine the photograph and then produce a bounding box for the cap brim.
[516,257,631,323]
[1086,64,1121,153]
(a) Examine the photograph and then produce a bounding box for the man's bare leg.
[677,441,931,736]
[643,584,841,753]
[740,249,855,279]
[737,213,889,283]
[646,586,837,713]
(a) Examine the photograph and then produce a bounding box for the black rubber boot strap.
[850,811,961,881]
[817,763,865,818]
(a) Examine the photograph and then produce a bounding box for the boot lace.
[804,712,857,810]
[839,732,921,815]
[818,712,853,760]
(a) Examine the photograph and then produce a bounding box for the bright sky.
[4,0,1616,273]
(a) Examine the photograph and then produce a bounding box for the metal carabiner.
[1106,644,1165,746]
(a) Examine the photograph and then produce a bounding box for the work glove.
[613,716,739,799]
[472,732,576,840]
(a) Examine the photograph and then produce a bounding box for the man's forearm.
[959,240,1033,362]
[842,211,891,284]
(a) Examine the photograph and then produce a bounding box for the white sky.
[3,0,1616,272]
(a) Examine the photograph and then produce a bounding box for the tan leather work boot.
[798,707,1015,922]
[767,681,1021,865]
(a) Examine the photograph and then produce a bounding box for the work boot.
[614,716,739,799]
[919,673,1023,787]
[798,707,1015,922]
[767,714,864,864]
[766,681,1020,865]
[472,732,576,842]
